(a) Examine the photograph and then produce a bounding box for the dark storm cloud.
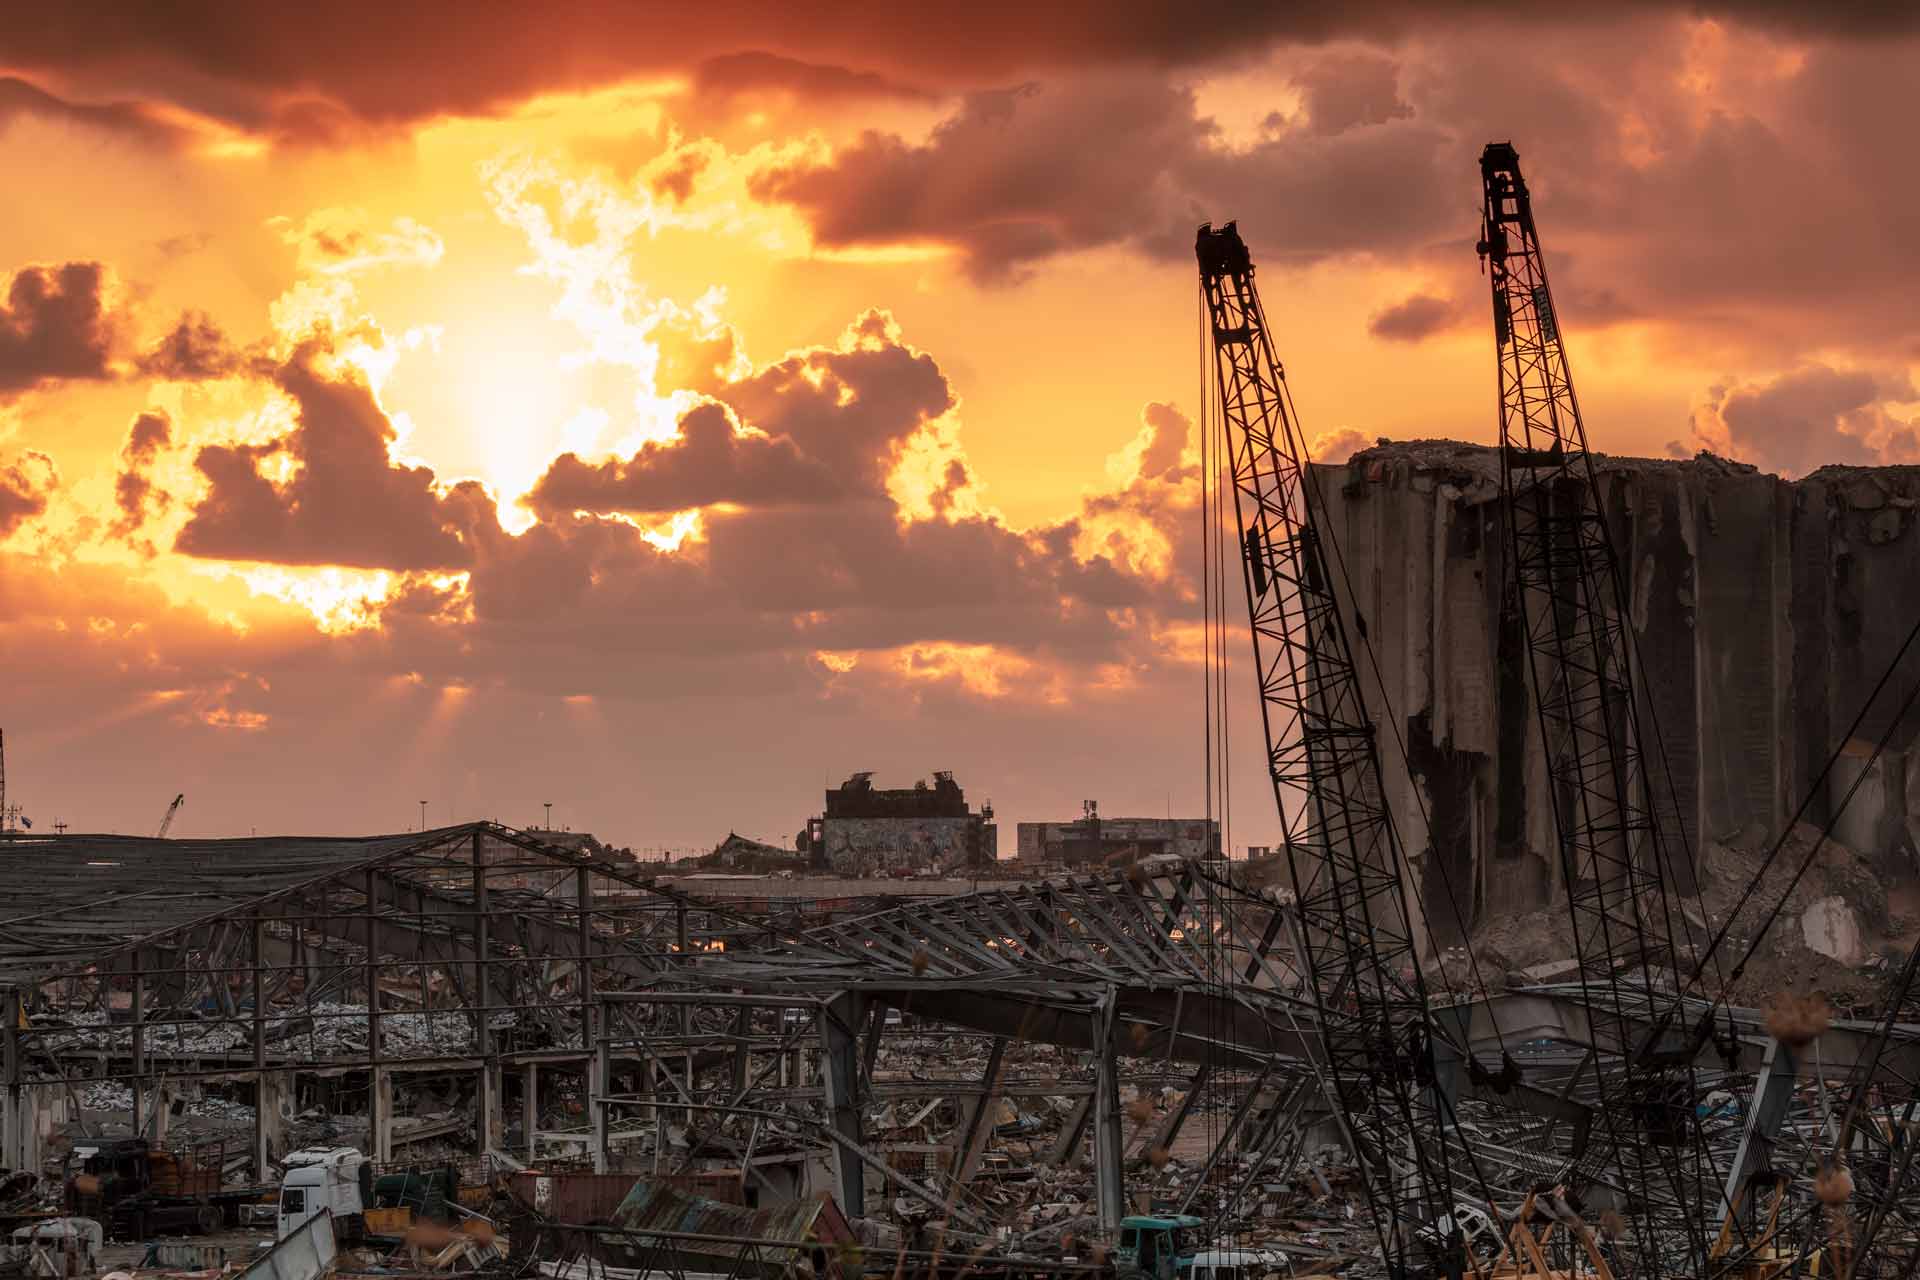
[530,401,843,516]
[751,77,1216,282]
[690,52,932,104]
[722,312,953,486]
[138,312,241,380]
[176,340,494,569]
[1293,50,1413,134]
[0,262,120,394]
[1368,293,1463,342]
[752,70,1459,281]
[647,148,709,204]
[0,75,189,146]
[7,3,1911,133]
[0,4,1472,129]
[0,452,54,537]
[742,22,1920,361]
[111,410,171,538]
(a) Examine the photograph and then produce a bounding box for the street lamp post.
[418,799,427,831]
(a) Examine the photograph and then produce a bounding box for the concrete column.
[646,1056,663,1175]
[148,1081,174,1147]
[130,952,145,1139]
[2,1085,50,1174]
[255,1072,291,1177]
[730,1008,751,1095]
[479,1061,504,1156]
[592,1031,611,1174]
[472,831,491,1056]
[3,987,21,1171]
[523,1062,539,1158]
[1,1090,24,1172]
[819,992,867,1215]
[371,1067,394,1163]
[1092,991,1125,1232]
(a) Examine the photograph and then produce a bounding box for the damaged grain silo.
[1311,439,1920,948]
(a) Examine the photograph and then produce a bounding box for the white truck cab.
[1183,1247,1293,1280]
[279,1147,371,1242]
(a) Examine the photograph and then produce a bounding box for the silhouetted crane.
[1198,220,1470,1278]
[1480,140,1717,1273]
[156,793,184,838]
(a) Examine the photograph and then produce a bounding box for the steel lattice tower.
[1198,221,1462,1280]
[1480,141,1717,1274]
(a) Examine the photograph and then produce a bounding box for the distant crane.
[156,793,184,838]
[0,728,29,834]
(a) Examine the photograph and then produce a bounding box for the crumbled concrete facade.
[1312,441,1920,945]
[807,773,998,874]
[1015,817,1219,865]
[822,816,995,875]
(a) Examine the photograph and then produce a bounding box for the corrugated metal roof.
[0,823,779,986]
[0,828,435,983]
[610,1180,852,1264]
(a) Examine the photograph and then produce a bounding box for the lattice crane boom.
[1198,221,1462,1278]
[1479,141,1717,1273]
[156,792,184,838]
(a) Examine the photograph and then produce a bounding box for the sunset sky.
[1,3,1916,849]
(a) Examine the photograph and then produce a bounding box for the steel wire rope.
[1675,608,1920,1010]
[1291,395,1512,1064]
[1199,276,1514,1252]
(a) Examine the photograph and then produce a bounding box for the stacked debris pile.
[1458,823,1903,1012]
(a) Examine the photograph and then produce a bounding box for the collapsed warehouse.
[0,818,1917,1278]
[3,142,1920,1280]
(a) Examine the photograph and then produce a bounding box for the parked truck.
[64,1139,269,1239]
[277,1148,373,1244]
[1113,1214,1204,1280]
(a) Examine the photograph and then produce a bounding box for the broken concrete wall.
[1309,442,1920,937]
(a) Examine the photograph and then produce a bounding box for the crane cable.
[1687,607,1920,1005]
[1197,274,1516,1237]
[1292,409,1515,1066]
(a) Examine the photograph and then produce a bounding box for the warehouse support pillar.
[371,1067,394,1163]
[523,1062,540,1159]
[1093,988,1125,1233]
[820,992,867,1216]
[255,1071,291,1178]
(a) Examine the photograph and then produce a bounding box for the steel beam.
[819,991,867,1215]
[1093,989,1125,1232]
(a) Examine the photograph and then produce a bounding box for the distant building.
[1016,802,1219,867]
[802,771,997,875]
[703,831,808,872]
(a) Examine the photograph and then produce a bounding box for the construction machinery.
[1479,141,1725,1276]
[156,793,184,838]
[1198,220,1474,1279]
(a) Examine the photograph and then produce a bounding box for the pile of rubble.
[1455,823,1908,1013]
